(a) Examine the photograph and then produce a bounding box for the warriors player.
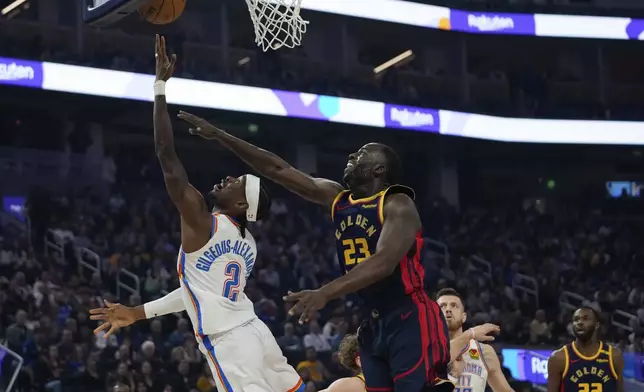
[179,110,452,391]
[436,288,513,392]
[547,307,623,392]
[89,35,304,392]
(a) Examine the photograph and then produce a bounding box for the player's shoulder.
[549,345,568,363]
[325,376,365,392]
[383,185,415,201]
[382,186,419,221]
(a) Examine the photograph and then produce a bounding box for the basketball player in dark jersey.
[547,307,624,392]
[177,114,452,392]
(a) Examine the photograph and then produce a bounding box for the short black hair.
[576,306,601,323]
[373,143,401,184]
[436,288,464,308]
[256,184,271,221]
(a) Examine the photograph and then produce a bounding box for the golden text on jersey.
[177,214,257,336]
[331,186,425,308]
[561,342,618,392]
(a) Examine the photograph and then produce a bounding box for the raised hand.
[155,34,177,82]
[177,110,220,139]
[89,300,142,338]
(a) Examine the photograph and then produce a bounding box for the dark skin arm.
[284,193,421,323]
[547,349,565,392]
[612,346,624,392]
[154,35,210,252]
[177,111,344,207]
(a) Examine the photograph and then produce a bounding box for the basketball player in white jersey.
[88,35,305,392]
[436,288,514,392]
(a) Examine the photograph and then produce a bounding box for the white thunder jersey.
[454,339,489,392]
[177,213,257,336]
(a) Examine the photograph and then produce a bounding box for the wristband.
[153,80,166,96]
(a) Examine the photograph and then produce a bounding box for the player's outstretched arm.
[611,346,624,392]
[89,288,185,337]
[546,349,565,392]
[481,344,515,392]
[153,35,210,241]
[177,111,343,207]
[284,193,419,322]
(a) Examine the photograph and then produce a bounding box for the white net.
[245,0,309,51]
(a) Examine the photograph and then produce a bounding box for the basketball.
[139,0,185,25]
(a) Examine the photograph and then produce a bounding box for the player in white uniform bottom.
[89,35,305,392]
[436,288,514,392]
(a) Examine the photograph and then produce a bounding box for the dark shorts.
[357,291,453,392]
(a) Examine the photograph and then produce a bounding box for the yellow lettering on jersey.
[569,367,611,384]
[578,382,602,392]
[335,214,377,240]
[342,238,372,266]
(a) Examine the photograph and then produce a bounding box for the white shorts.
[197,318,305,392]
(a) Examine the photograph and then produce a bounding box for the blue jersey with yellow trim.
[331,185,425,309]
[561,341,618,392]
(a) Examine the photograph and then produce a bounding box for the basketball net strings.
[245,0,308,51]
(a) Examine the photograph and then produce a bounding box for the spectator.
[296,347,328,384]
[530,309,552,345]
[278,322,304,353]
[303,321,332,353]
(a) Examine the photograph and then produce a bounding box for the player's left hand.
[155,34,176,82]
[283,289,329,324]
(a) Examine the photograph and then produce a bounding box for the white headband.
[245,174,261,222]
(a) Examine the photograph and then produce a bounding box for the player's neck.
[350,181,387,199]
[574,338,600,353]
[450,327,464,340]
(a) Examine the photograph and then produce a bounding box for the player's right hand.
[177,111,220,139]
[89,300,139,338]
[155,34,176,82]
[470,323,500,342]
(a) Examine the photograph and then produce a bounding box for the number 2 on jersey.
[579,383,602,392]
[222,262,241,301]
[342,238,371,266]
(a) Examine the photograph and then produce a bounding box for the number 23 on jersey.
[342,238,371,266]
[578,383,601,392]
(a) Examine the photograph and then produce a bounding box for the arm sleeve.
[143,287,185,318]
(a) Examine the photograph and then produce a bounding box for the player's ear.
[462,312,467,324]
[373,163,386,177]
[356,356,361,369]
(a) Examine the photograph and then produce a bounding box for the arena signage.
[501,348,644,384]
[1,56,644,145]
[302,0,644,40]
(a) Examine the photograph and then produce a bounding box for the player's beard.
[574,326,596,342]
[344,164,372,189]
[448,318,464,333]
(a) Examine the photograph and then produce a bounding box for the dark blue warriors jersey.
[331,185,424,309]
[561,341,618,392]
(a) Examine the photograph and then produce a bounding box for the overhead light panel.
[2,0,28,16]
[374,50,414,75]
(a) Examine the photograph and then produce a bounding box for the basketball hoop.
[245,0,308,51]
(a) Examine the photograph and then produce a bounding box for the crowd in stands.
[1,144,644,392]
[4,5,638,121]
